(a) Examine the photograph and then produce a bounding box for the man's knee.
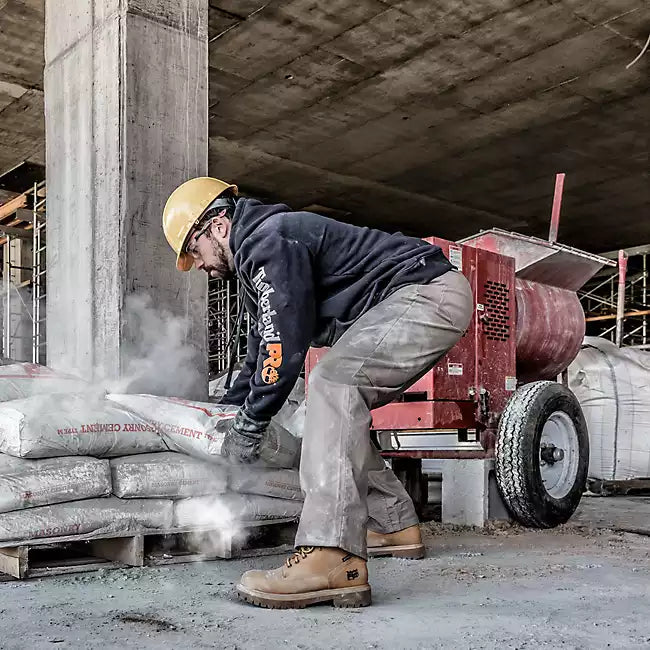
[308,354,363,389]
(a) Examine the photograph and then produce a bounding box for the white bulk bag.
[108,394,300,469]
[0,454,111,513]
[569,337,650,480]
[0,393,166,458]
[110,452,228,499]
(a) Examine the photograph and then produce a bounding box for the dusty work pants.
[295,270,473,559]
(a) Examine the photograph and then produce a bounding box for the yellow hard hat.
[163,177,238,271]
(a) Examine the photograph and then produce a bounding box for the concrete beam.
[45,0,209,396]
[208,135,521,237]
[0,0,45,89]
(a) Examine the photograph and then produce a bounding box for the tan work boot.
[367,525,425,559]
[237,546,371,609]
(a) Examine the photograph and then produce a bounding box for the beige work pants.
[295,270,474,558]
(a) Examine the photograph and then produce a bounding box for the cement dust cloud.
[108,294,205,399]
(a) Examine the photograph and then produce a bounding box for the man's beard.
[206,238,235,280]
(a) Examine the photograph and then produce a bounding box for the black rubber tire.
[495,381,589,528]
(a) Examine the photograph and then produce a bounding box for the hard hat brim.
[176,251,194,272]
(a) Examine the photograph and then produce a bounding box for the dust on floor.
[0,498,649,650]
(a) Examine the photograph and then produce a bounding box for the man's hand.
[221,409,269,464]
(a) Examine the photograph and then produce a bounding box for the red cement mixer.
[305,176,616,528]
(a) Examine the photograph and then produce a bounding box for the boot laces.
[286,546,315,568]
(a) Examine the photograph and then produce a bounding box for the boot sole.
[236,584,372,609]
[367,543,425,560]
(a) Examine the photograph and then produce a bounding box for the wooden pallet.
[588,478,650,497]
[0,518,298,581]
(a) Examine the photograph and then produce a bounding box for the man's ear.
[210,211,231,239]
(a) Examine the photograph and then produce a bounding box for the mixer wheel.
[495,381,589,528]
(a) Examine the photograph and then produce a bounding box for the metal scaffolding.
[0,181,46,363]
[580,245,649,348]
[207,276,250,379]
[32,182,46,364]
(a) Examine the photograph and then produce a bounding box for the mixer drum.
[515,279,585,383]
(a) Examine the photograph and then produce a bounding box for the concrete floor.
[1,498,649,650]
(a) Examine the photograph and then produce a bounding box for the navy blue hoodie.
[222,198,452,422]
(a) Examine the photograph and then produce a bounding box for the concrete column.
[44,0,208,397]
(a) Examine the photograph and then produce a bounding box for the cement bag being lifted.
[0,497,173,543]
[0,363,88,402]
[110,452,228,499]
[569,337,650,480]
[209,372,305,436]
[173,493,302,528]
[0,393,166,458]
[108,394,300,469]
[229,467,303,501]
[0,455,111,513]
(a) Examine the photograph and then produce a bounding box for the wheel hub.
[540,443,565,464]
[539,411,580,499]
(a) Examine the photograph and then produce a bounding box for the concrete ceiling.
[0,0,648,252]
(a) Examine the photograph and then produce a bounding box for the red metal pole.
[616,249,628,347]
[548,173,565,244]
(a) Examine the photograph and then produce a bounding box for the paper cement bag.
[0,497,173,543]
[0,393,167,459]
[110,452,228,499]
[0,363,88,402]
[173,492,302,528]
[209,372,305,435]
[107,394,300,469]
[0,454,111,514]
[229,467,303,501]
[282,401,306,439]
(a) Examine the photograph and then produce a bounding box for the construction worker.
[163,177,473,609]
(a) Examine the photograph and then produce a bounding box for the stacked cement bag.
[569,337,650,480]
[108,394,300,468]
[0,393,166,458]
[229,466,303,501]
[174,493,302,528]
[0,362,89,402]
[0,452,176,543]
[0,363,305,546]
[111,452,228,499]
[0,498,173,544]
[0,455,111,513]
[106,394,304,528]
[0,365,173,543]
[109,453,302,530]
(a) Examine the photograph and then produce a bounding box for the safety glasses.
[185,219,214,257]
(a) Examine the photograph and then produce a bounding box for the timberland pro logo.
[347,569,359,580]
[252,266,283,384]
[261,343,282,384]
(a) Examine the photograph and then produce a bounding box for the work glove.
[221,409,269,464]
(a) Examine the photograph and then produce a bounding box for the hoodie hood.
[229,198,291,254]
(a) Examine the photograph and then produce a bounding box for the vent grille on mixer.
[483,280,510,342]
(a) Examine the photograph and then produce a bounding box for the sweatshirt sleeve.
[221,322,262,406]
[240,231,315,422]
